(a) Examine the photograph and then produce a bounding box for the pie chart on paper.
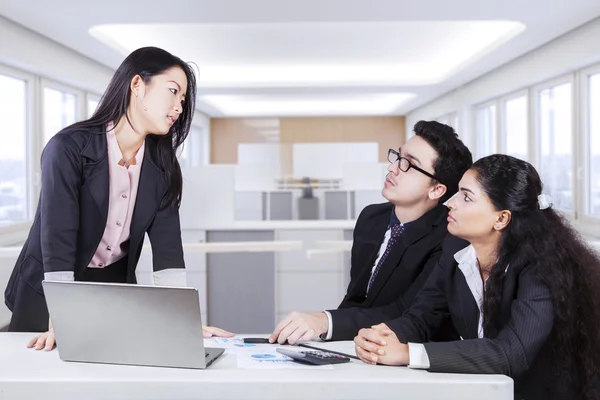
[251,354,276,359]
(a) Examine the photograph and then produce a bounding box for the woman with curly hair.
[353,154,600,399]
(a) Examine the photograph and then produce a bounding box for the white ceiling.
[89,21,524,87]
[2,0,600,117]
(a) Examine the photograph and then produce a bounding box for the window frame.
[435,111,459,131]
[474,100,499,159]
[40,78,85,148]
[532,74,576,219]
[86,92,102,119]
[499,89,529,160]
[578,64,600,235]
[0,64,36,231]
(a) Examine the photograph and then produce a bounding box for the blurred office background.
[0,0,599,332]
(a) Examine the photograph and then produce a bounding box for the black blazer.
[387,235,574,400]
[4,125,184,323]
[328,202,452,341]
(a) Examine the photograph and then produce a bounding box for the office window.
[452,114,459,133]
[475,104,497,159]
[43,87,77,145]
[504,95,528,160]
[436,115,450,126]
[435,112,458,130]
[588,74,600,216]
[0,74,28,225]
[87,96,100,118]
[539,82,572,211]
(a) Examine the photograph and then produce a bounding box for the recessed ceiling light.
[90,21,525,87]
[200,93,416,116]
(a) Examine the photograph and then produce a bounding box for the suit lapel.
[80,126,110,237]
[127,137,168,263]
[353,206,391,294]
[455,269,481,339]
[80,128,168,246]
[79,128,168,282]
[363,234,410,305]
[364,205,446,305]
[499,264,521,325]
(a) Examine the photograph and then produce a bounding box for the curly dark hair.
[413,120,472,202]
[473,154,600,398]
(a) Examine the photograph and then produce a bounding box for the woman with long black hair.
[4,46,233,349]
[353,154,600,399]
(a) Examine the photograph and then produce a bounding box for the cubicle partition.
[136,221,355,333]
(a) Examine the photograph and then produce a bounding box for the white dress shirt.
[322,223,395,340]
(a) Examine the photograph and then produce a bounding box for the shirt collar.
[106,123,123,165]
[390,207,408,227]
[106,122,145,167]
[454,244,509,273]
[454,244,477,265]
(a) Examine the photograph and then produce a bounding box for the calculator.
[276,348,351,365]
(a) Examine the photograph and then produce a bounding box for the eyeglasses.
[387,148,443,183]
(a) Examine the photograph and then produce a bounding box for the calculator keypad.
[299,350,350,364]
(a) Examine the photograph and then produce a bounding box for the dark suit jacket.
[4,124,184,330]
[328,202,452,341]
[387,235,574,400]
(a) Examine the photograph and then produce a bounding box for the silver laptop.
[42,280,225,369]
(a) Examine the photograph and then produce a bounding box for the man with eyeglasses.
[270,120,473,344]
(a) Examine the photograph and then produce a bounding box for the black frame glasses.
[387,148,443,184]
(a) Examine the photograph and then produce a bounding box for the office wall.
[280,116,405,163]
[0,15,211,133]
[211,116,405,170]
[0,16,113,95]
[210,119,270,163]
[280,116,404,177]
[405,16,600,149]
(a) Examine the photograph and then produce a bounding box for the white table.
[0,333,513,400]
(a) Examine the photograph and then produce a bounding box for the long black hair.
[474,154,600,398]
[73,46,197,208]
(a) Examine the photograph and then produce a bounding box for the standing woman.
[4,47,233,348]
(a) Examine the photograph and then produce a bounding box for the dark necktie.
[367,223,404,293]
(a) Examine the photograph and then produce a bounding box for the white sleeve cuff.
[153,268,187,287]
[408,342,431,369]
[320,311,333,340]
[44,271,74,281]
